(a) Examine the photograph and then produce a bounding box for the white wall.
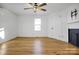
[0,8,17,43]
[18,14,48,37]
[48,8,68,42]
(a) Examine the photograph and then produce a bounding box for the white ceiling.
[0,3,75,15]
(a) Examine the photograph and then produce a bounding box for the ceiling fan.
[24,3,47,12]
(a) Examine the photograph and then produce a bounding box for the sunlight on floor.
[0,44,7,55]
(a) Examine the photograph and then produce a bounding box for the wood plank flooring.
[0,37,79,55]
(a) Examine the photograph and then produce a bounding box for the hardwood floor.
[0,37,79,55]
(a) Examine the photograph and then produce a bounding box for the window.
[34,18,41,31]
[0,28,5,39]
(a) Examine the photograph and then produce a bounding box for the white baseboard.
[48,36,68,43]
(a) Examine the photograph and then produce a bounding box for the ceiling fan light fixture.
[24,3,47,13]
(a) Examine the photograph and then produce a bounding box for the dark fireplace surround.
[68,29,79,47]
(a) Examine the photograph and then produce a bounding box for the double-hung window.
[0,28,5,39]
[34,18,41,31]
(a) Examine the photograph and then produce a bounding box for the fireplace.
[68,29,79,47]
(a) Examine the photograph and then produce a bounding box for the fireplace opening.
[68,29,79,47]
[76,33,79,46]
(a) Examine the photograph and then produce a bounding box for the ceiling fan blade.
[40,9,46,11]
[29,3,34,6]
[38,3,47,7]
[24,8,33,10]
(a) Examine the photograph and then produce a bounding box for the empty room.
[0,3,79,55]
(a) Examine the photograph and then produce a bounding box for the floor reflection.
[33,39,43,55]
